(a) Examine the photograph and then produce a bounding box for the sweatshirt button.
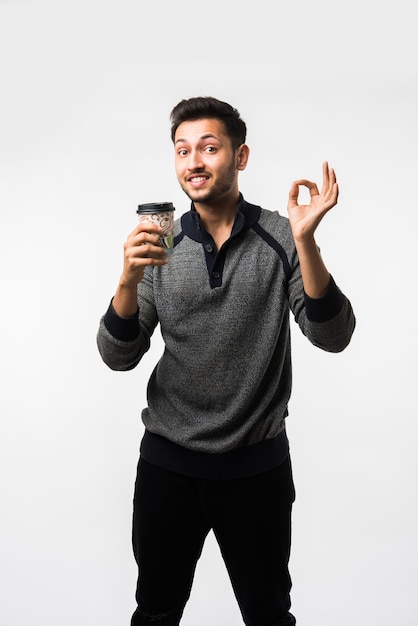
[212,271,220,279]
[205,244,213,253]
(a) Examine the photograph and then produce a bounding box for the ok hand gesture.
[287,162,338,243]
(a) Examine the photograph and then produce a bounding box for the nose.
[187,149,204,171]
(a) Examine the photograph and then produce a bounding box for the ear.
[236,144,250,171]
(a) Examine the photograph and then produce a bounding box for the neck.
[194,191,239,226]
[194,193,240,250]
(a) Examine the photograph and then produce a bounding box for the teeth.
[190,176,207,182]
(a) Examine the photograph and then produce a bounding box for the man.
[97,96,356,626]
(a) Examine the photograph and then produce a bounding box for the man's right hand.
[112,222,168,318]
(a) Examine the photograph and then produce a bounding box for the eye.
[205,145,217,153]
[177,148,188,157]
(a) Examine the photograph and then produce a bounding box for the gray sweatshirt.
[97,197,355,477]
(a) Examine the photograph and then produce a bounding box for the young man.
[97,96,356,625]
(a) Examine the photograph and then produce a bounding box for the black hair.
[170,96,247,150]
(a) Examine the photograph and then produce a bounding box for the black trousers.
[131,456,296,626]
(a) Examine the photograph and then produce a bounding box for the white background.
[1,1,417,624]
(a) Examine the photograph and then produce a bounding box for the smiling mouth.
[188,175,209,183]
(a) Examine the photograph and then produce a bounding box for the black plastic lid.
[137,202,175,214]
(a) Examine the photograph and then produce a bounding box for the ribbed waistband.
[140,429,289,480]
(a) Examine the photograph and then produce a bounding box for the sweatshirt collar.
[181,194,262,243]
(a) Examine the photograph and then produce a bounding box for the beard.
[180,158,237,205]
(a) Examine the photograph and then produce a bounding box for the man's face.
[174,118,241,205]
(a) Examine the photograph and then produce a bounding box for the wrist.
[113,281,140,318]
[294,237,331,299]
[293,234,317,256]
[119,267,144,288]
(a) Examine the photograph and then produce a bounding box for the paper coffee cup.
[136,202,175,254]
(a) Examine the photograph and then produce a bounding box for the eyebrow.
[174,133,219,145]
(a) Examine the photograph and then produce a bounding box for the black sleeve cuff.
[103,299,141,341]
[304,275,345,323]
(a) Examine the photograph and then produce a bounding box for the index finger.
[292,179,320,196]
[130,220,163,237]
